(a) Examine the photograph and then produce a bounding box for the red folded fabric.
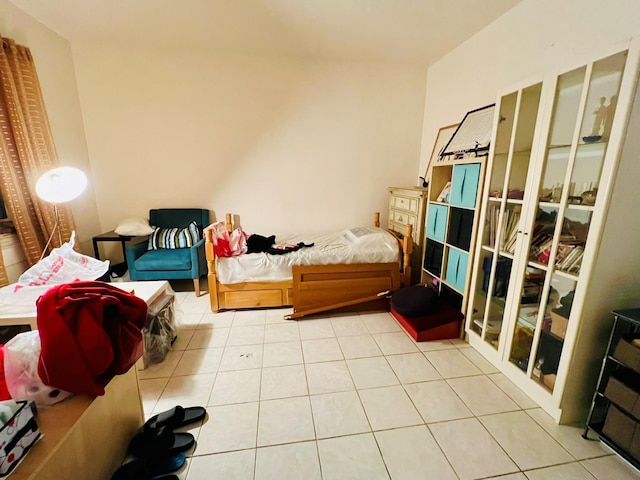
[36,281,148,396]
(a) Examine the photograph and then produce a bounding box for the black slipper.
[128,426,195,458]
[144,405,206,432]
[111,453,185,480]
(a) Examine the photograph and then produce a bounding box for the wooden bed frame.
[204,213,413,315]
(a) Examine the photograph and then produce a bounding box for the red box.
[391,302,463,342]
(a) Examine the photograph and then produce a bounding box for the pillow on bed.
[114,217,154,236]
[147,221,200,250]
[344,227,381,242]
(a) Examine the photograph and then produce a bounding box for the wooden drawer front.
[392,210,417,229]
[445,248,469,292]
[390,211,419,244]
[224,290,282,308]
[394,195,419,213]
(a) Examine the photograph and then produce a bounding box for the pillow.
[344,226,381,243]
[147,221,200,250]
[114,217,154,236]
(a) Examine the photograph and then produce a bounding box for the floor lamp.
[35,166,87,261]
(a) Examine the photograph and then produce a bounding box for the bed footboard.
[287,262,401,319]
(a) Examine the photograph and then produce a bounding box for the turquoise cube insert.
[445,248,469,292]
[450,163,481,208]
[426,204,448,242]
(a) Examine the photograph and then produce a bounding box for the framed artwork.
[425,123,459,176]
[441,103,495,157]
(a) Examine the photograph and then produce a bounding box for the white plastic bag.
[3,331,73,406]
[0,232,109,308]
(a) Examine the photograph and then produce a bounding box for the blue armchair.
[125,209,209,296]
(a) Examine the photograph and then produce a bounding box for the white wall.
[419,0,640,176]
[72,45,427,236]
[0,0,100,254]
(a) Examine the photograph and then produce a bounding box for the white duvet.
[216,227,400,284]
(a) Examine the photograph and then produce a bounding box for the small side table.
[92,231,147,277]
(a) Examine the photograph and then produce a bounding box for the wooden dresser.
[387,187,428,285]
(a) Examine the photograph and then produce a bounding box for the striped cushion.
[148,221,200,250]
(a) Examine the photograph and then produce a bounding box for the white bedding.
[216,227,400,284]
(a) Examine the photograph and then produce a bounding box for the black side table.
[92,231,147,277]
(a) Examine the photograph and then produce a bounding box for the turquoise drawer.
[426,204,448,242]
[450,163,481,208]
[445,248,469,292]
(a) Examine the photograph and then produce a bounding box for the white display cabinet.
[466,39,640,424]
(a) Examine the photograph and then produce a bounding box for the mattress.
[216,227,400,284]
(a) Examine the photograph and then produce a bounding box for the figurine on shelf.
[602,94,618,141]
[581,188,598,206]
[583,96,607,143]
[592,97,607,136]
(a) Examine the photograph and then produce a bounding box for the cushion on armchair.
[148,221,200,250]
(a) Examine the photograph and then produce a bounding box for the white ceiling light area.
[9,0,522,64]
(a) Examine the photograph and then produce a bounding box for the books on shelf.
[488,204,499,248]
[502,209,521,254]
[557,245,584,273]
[486,205,520,252]
[528,223,555,264]
[484,208,585,273]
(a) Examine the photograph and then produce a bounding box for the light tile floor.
[137,291,640,480]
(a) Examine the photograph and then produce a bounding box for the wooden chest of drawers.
[387,187,428,284]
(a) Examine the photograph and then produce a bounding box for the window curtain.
[0,35,78,286]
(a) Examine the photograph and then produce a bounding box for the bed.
[204,213,413,318]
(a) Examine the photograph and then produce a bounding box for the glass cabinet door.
[508,51,628,391]
[469,83,544,350]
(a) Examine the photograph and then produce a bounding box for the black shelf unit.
[583,308,640,471]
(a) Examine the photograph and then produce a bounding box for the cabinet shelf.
[538,201,561,208]
[553,269,579,281]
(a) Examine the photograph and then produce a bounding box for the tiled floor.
[137,291,640,480]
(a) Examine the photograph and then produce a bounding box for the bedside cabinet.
[387,187,428,285]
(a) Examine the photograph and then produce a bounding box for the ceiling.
[10,0,522,65]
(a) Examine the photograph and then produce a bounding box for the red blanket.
[36,281,147,396]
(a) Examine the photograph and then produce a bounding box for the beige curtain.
[0,36,78,286]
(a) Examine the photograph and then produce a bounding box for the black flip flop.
[144,405,206,432]
[111,452,185,480]
[128,426,195,458]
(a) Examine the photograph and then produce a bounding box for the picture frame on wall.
[425,123,459,177]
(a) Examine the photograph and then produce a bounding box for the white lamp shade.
[35,167,87,204]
